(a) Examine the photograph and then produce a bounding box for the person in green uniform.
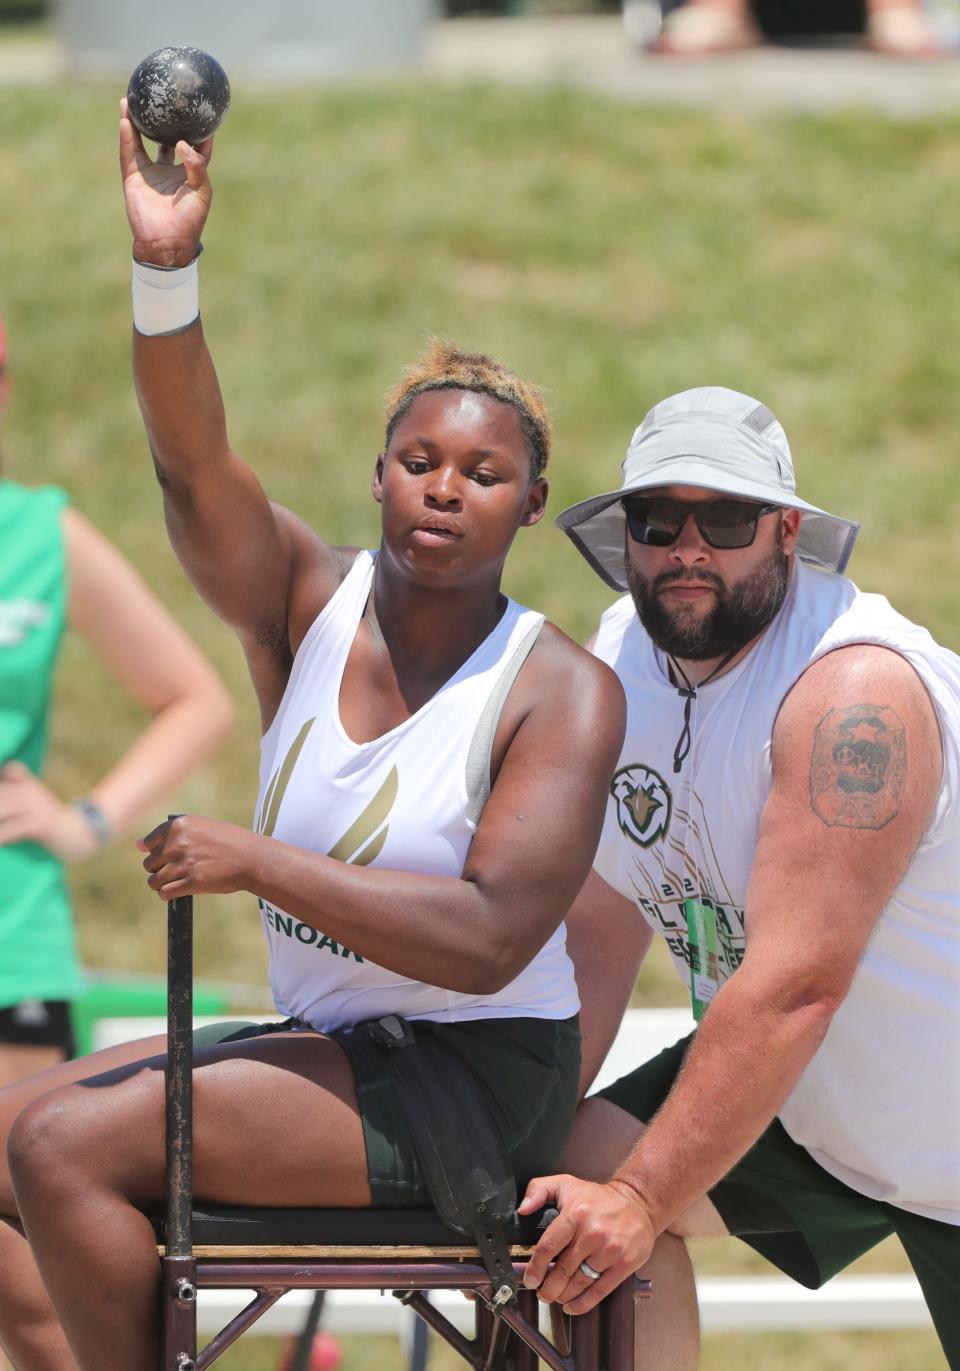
[0,314,235,1086]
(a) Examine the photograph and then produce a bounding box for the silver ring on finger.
[578,1260,602,1281]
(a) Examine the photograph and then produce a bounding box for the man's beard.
[627,537,790,662]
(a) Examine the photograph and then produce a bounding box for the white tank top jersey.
[593,560,960,1224]
[255,550,579,1035]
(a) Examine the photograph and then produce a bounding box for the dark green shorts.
[199,1014,581,1210]
[598,1032,960,1367]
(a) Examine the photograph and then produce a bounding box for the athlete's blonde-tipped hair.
[384,339,551,479]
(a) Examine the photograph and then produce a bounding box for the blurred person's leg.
[866,0,940,53]
[650,0,761,53]
[0,1037,168,1371]
[648,0,940,53]
[0,1046,65,1087]
[0,1000,73,1089]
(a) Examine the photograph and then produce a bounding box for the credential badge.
[611,764,672,847]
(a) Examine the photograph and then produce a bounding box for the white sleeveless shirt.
[255,550,579,1034]
[593,560,960,1223]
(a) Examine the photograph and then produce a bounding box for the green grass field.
[1,53,954,1368]
[212,1323,944,1371]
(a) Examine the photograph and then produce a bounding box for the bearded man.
[520,387,960,1369]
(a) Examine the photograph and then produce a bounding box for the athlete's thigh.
[190,1032,369,1206]
[558,1096,728,1238]
[0,1033,169,1207]
[38,1031,370,1209]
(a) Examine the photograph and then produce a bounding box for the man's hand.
[119,96,213,268]
[139,814,258,898]
[519,1174,655,1314]
[0,762,100,861]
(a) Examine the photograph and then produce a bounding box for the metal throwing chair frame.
[160,894,649,1371]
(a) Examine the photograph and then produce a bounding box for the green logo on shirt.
[0,599,49,647]
[611,764,672,847]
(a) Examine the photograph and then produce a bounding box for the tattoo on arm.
[809,703,907,829]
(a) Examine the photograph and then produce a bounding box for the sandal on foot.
[868,6,940,55]
[650,4,760,54]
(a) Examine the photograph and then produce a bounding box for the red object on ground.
[277,1331,342,1371]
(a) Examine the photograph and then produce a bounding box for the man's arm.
[521,643,941,1311]
[566,870,653,1100]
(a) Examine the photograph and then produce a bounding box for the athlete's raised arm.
[119,103,343,720]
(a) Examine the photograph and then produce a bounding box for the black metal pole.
[163,879,198,1371]
[166,891,194,1256]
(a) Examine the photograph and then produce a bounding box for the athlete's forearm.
[133,324,232,481]
[246,834,518,996]
[612,969,835,1235]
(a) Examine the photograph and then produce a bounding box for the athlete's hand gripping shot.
[0,110,624,1371]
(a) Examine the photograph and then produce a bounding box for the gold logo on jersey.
[257,718,316,837]
[327,765,399,866]
[611,764,671,847]
[256,718,398,864]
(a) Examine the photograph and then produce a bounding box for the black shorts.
[598,1032,960,1367]
[0,999,75,1055]
[197,1013,581,1208]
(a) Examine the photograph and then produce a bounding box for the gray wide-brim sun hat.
[556,386,860,592]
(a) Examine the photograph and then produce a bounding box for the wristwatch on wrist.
[71,796,111,849]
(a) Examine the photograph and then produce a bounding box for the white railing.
[190,1274,930,1337]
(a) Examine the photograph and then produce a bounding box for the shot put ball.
[127,46,230,147]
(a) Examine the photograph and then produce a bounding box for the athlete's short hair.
[384,338,551,480]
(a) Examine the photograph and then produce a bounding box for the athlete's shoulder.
[271,502,368,644]
[523,619,626,727]
[270,503,361,579]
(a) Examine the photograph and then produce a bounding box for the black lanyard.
[668,649,739,774]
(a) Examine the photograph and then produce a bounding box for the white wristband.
[132,249,201,337]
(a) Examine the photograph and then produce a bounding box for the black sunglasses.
[623,496,782,550]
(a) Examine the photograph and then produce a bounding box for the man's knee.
[558,1096,647,1179]
[666,1192,730,1240]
